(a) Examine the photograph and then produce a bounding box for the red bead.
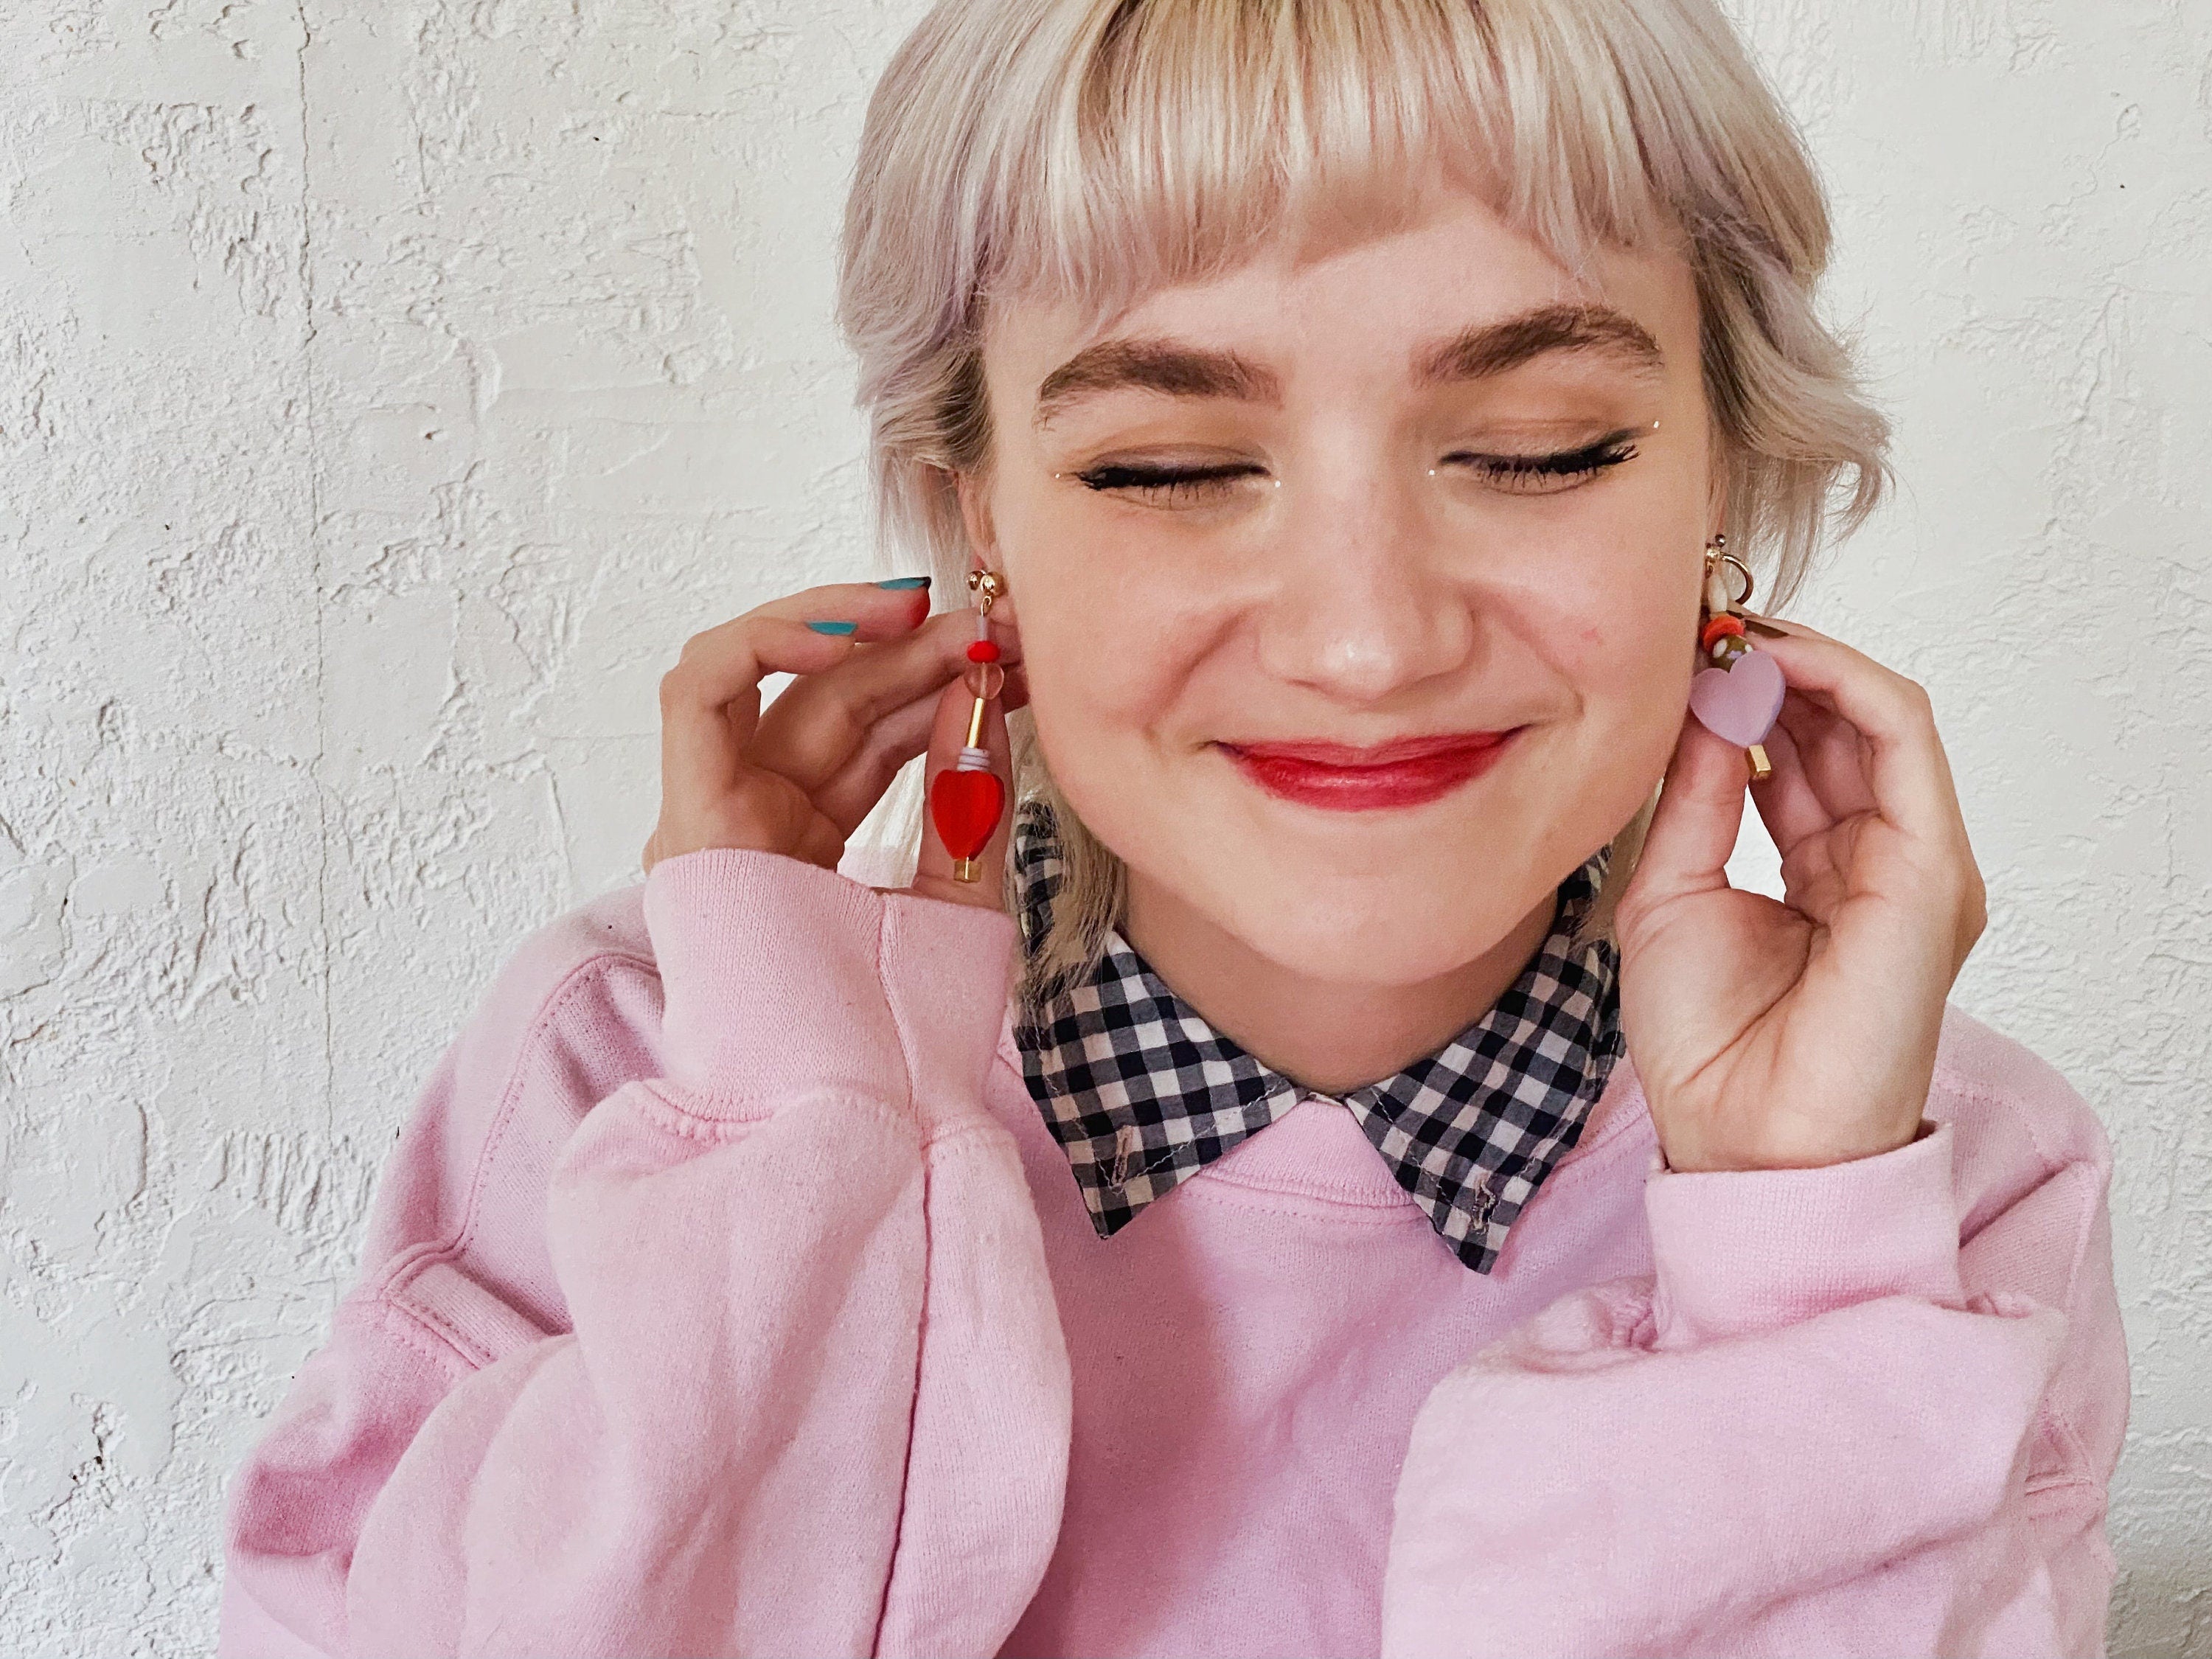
[929,767,1005,861]
[1700,614,1746,651]
[965,639,1001,663]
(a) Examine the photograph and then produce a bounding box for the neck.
[1119,875,1559,1097]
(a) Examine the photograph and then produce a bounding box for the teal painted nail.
[874,575,931,590]
[806,619,858,636]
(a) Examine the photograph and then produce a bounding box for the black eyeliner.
[1075,428,1639,494]
[1075,461,1265,490]
[1453,428,1641,477]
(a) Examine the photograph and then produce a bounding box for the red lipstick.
[1219,730,1517,812]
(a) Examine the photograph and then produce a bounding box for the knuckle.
[723,796,791,850]
[1963,869,1990,937]
[1609,884,1655,940]
[1922,854,1983,925]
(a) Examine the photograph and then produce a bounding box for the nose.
[1252,468,1478,706]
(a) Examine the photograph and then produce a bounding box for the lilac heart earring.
[1688,534,1784,782]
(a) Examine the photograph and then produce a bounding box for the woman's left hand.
[1613,622,1987,1173]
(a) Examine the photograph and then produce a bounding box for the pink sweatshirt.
[219,849,2128,1658]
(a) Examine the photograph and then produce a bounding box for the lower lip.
[1221,734,1517,812]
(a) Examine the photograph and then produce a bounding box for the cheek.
[1554,474,1704,683]
[999,476,1247,717]
[1552,579,1697,703]
[1003,524,1201,766]
[1525,535,1703,791]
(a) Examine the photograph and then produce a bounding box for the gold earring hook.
[1703,537,1754,612]
[967,567,1006,614]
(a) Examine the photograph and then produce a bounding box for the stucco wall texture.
[0,0,2205,1652]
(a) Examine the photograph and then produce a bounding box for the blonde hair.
[837,0,1888,1004]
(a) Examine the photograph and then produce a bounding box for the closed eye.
[1444,429,1641,494]
[1072,460,1267,506]
[1072,429,1639,507]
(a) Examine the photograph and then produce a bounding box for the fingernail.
[806,619,858,635]
[874,575,931,589]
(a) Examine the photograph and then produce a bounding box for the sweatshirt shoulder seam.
[456,948,659,1262]
[372,947,661,1298]
[360,1285,479,1377]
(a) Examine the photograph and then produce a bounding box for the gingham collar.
[1009,800,1624,1273]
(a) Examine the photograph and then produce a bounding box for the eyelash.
[1444,431,1641,493]
[1074,431,1640,504]
[1073,462,1265,505]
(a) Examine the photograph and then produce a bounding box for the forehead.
[984,187,1699,392]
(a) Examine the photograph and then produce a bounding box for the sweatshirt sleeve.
[218,849,1070,1659]
[1380,1096,2129,1659]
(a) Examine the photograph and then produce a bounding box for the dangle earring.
[1688,535,1786,783]
[929,568,1009,882]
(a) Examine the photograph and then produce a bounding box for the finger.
[668,579,936,745]
[658,581,936,787]
[791,810,848,872]
[1748,626,1969,853]
[911,665,1015,909]
[665,578,925,720]
[753,606,1025,790]
[747,578,939,641]
[1774,692,1878,823]
[659,617,863,805]
[1745,714,1834,858]
[810,658,1034,835]
[811,686,945,834]
[1622,714,1747,913]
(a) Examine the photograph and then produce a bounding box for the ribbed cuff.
[643,849,1015,1129]
[1646,1121,1964,1349]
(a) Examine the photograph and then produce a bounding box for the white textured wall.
[0,1,2203,1652]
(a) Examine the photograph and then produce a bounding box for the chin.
[1209,846,1545,988]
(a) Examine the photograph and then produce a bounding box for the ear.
[949,465,1023,630]
[1703,425,1733,543]
[952,467,999,571]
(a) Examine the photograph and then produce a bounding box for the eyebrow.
[1034,339,1281,426]
[1031,302,1665,427]
[1415,304,1664,384]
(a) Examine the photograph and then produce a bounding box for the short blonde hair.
[838,0,1887,1004]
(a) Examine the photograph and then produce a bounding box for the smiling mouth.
[1217,730,1520,812]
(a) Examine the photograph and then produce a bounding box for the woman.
[219,1,2127,1655]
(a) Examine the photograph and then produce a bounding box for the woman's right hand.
[644,577,1026,910]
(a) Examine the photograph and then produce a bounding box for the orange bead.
[966,639,1001,663]
[1700,614,1745,651]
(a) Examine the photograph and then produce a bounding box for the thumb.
[1622,714,1749,917]
[908,661,1014,910]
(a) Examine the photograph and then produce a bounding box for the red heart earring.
[929,567,1009,882]
[1688,535,1784,782]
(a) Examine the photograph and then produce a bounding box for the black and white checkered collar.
[1009,800,1624,1273]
